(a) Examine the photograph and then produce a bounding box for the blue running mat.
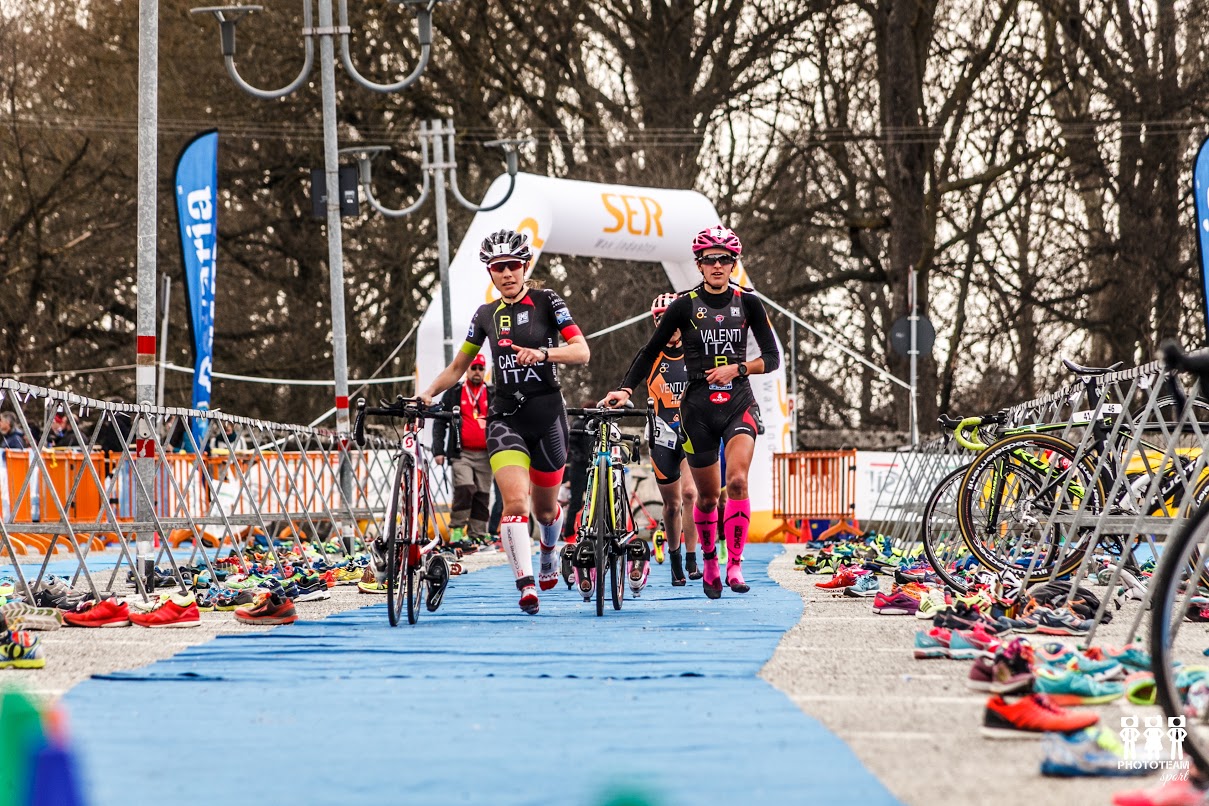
[65,544,900,805]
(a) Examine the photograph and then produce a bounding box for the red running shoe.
[63,600,131,628]
[1111,778,1209,806]
[980,693,1099,738]
[815,566,858,590]
[234,592,297,625]
[129,596,201,628]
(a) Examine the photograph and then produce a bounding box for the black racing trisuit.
[460,289,583,485]
[620,285,779,468]
[645,346,689,484]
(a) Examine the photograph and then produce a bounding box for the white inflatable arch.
[415,172,790,537]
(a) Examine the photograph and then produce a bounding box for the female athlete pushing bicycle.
[602,226,780,598]
[420,229,590,615]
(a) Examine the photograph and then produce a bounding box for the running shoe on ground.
[1111,778,1209,806]
[915,588,952,619]
[1035,607,1093,636]
[1033,666,1125,706]
[0,602,63,631]
[990,638,1035,694]
[357,579,389,595]
[1040,727,1149,778]
[685,551,703,581]
[993,612,1040,633]
[872,586,920,616]
[214,590,259,611]
[1031,642,1123,681]
[129,594,201,628]
[0,630,45,669]
[913,628,978,661]
[967,655,995,691]
[815,566,858,591]
[702,550,724,600]
[291,578,332,603]
[235,591,297,625]
[1102,643,1154,673]
[63,600,131,628]
[538,549,560,592]
[519,585,540,615]
[980,693,1099,738]
[843,575,881,598]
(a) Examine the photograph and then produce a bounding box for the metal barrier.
[0,378,424,603]
[768,450,858,542]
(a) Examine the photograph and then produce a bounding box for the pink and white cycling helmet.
[651,293,677,319]
[691,225,742,257]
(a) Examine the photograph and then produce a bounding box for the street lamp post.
[191,0,447,433]
[343,119,529,365]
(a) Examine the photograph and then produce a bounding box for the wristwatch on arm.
[737,362,749,377]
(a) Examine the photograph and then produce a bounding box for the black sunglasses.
[696,254,736,267]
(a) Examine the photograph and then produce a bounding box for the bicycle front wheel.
[1149,498,1209,774]
[921,464,978,593]
[956,433,1105,583]
[385,457,414,628]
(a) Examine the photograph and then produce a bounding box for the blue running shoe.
[1040,728,1148,778]
[843,574,881,598]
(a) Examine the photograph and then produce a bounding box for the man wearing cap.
[46,411,77,448]
[432,354,493,544]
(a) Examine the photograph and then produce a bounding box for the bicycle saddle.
[1062,358,1123,376]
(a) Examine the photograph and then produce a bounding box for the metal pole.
[909,268,919,446]
[431,119,454,366]
[789,319,798,449]
[136,0,159,588]
[317,0,351,435]
[157,275,170,409]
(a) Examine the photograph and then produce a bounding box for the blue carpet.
[64,544,900,806]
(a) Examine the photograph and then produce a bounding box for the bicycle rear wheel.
[956,433,1105,583]
[406,545,423,625]
[385,457,414,628]
[1148,498,1209,774]
[921,464,978,593]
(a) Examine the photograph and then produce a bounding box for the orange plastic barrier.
[764,450,859,543]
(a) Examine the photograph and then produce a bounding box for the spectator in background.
[45,411,77,448]
[0,412,26,449]
[208,420,245,453]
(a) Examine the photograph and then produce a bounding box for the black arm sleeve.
[619,298,690,391]
[744,294,781,373]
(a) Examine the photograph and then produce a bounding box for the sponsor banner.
[174,130,219,450]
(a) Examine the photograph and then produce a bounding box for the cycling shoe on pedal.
[426,554,450,612]
[519,585,540,615]
[559,545,575,589]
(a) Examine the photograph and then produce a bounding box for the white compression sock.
[500,515,534,588]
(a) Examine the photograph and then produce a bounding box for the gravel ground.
[3,543,1197,805]
[762,549,1192,806]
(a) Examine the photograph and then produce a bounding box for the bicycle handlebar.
[566,406,651,419]
[353,396,459,448]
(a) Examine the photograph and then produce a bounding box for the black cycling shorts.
[649,424,687,485]
[486,393,569,487]
[679,386,759,469]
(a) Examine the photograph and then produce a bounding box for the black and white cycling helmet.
[479,229,533,264]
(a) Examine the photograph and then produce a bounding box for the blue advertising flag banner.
[173,130,219,451]
[1194,135,1209,343]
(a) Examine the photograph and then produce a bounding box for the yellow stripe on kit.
[490,450,531,473]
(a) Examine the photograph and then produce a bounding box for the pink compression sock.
[694,505,720,586]
[723,497,751,588]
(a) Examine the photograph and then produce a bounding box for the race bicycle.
[564,404,651,616]
[354,396,458,626]
[944,361,1209,593]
